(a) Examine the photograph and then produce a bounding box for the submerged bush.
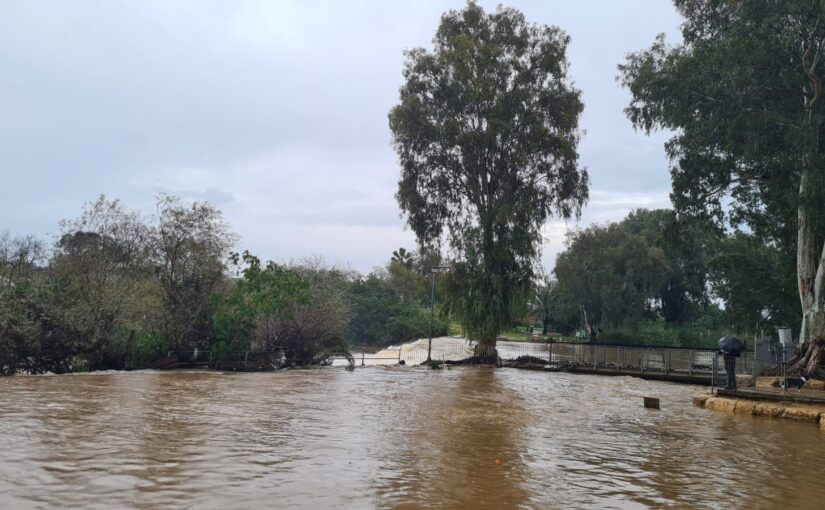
[347,270,448,347]
[266,260,353,366]
[212,255,352,367]
[128,331,169,368]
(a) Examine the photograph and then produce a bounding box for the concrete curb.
[694,393,825,428]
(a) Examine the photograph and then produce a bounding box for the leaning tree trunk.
[788,166,825,377]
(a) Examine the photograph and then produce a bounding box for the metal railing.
[166,349,353,370]
[711,352,796,395]
[333,340,751,378]
[350,349,404,366]
[542,343,757,381]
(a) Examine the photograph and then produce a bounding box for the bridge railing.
[545,343,753,375]
[334,340,753,375]
[168,341,767,377]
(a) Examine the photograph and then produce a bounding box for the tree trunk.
[474,335,498,360]
[788,165,825,376]
[581,308,598,343]
[542,316,549,335]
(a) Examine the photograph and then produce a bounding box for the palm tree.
[532,276,556,336]
[391,247,415,268]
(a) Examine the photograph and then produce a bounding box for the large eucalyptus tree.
[389,2,588,352]
[620,0,825,375]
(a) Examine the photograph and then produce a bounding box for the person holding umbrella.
[718,337,746,389]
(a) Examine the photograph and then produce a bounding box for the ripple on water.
[1,367,824,509]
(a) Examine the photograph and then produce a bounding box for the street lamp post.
[427,265,449,363]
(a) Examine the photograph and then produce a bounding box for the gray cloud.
[0,0,681,272]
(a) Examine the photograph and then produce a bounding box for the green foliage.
[622,209,716,322]
[0,195,235,374]
[0,286,38,375]
[213,255,355,366]
[708,232,798,335]
[347,270,447,347]
[619,1,825,347]
[596,306,732,348]
[213,251,308,350]
[389,1,588,345]
[618,2,818,231]
[387,302,447,343]
[347,274,395,345]
[554,209,719,341]
[386,261,429,303]
[554,215,668,338]
[531,275,557,335]
[552,205,797,347]
[209,340,234,363]
[1,195,457,374]
[390,247,414,268]
[49,196,155,370]
[155,194,235,351]
[128,331,169,368]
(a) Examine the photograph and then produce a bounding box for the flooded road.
[1,367,824,509]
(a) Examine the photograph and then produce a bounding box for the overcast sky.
[0,0,682,273]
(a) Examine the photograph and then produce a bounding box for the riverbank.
[693,392,825,427]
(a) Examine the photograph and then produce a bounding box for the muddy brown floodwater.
[1,367,824,509]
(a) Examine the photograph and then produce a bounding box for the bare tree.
[0,232,46,286]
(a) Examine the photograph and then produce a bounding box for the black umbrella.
[718,336,745,356]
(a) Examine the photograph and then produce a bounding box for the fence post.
[712,353,717,394]
[397,347,402,364]
[361,352,365,366]
[665,350,670,373]
[688,350,693,378]
[548,342,553,364]
[617,346,621,371]
[752,350,757,386]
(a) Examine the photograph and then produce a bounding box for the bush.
[346,274,398,345]
[254,260,352,366]
[597,319,739,349]
[386,304,448,343]
[128,331,169,368]
[347,272,448,347]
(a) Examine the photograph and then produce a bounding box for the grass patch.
[447,322,464,336]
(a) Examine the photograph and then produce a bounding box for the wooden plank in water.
[643,397,660,410]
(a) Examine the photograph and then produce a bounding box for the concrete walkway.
[716,386,825,405]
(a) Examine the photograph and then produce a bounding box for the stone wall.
[694,393,825,428]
